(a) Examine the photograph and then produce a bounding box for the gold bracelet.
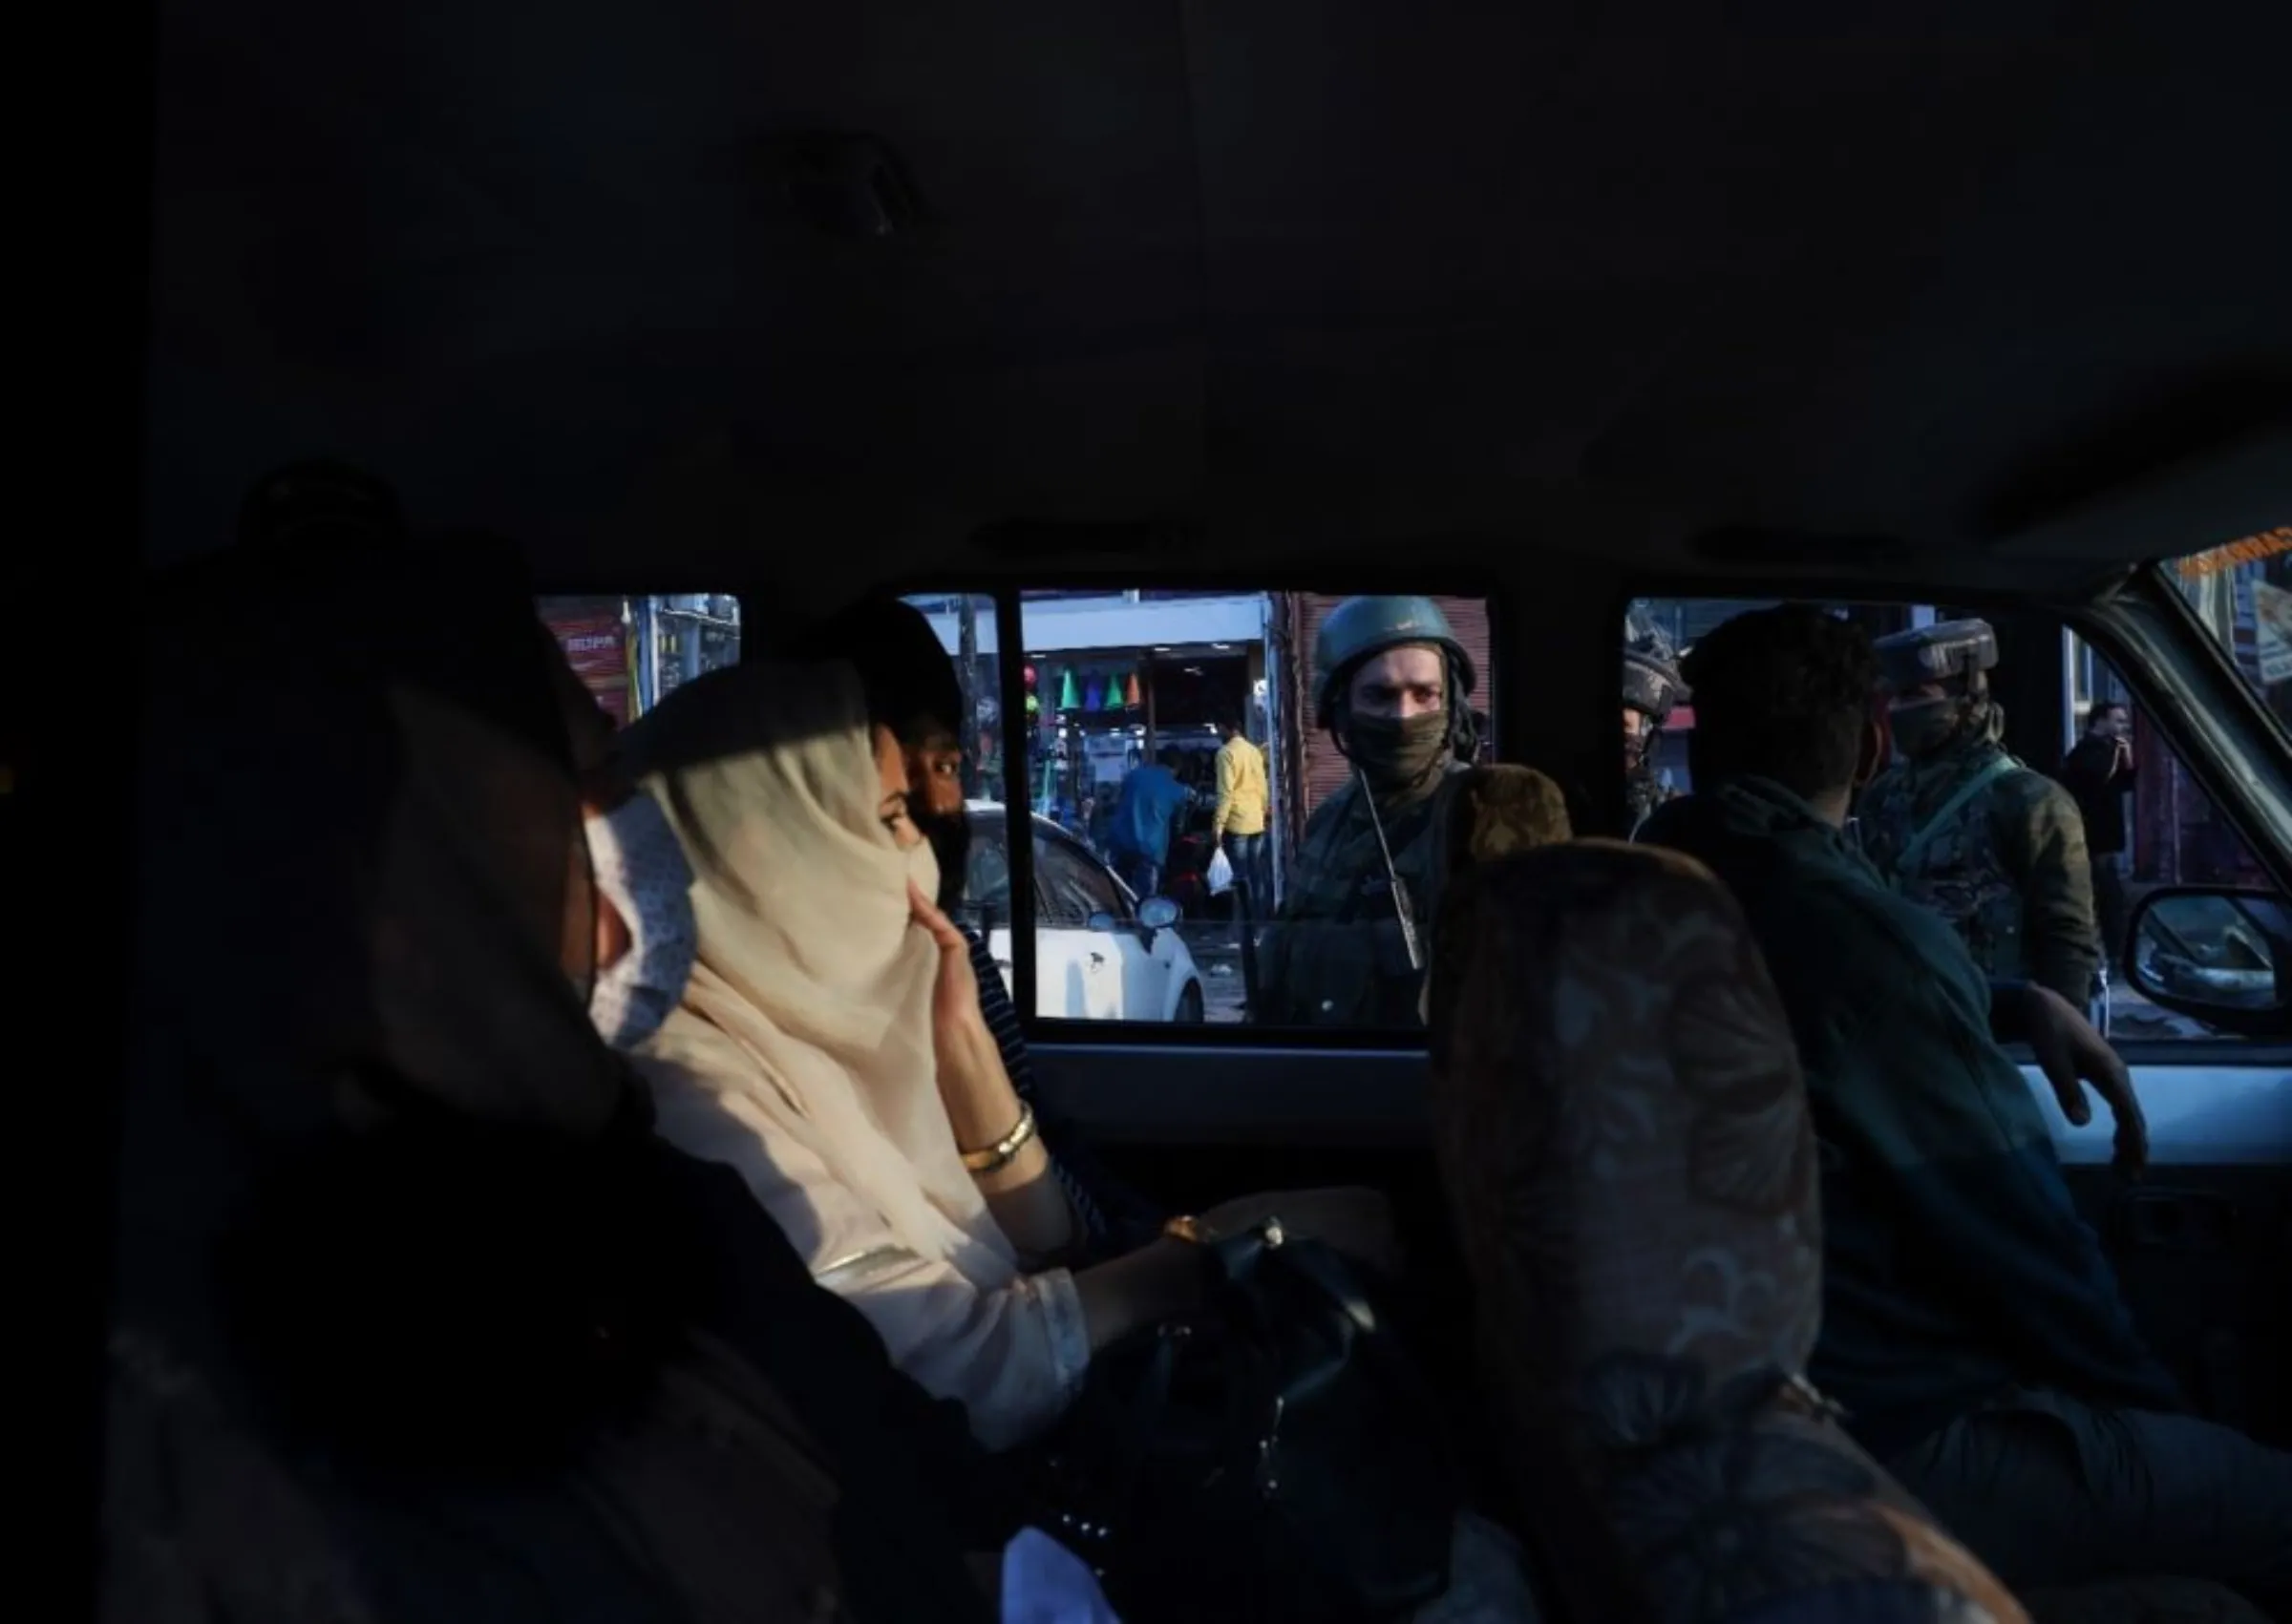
[959,1101,1038,1175]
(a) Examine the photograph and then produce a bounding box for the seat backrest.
[1427,840,2029,1624]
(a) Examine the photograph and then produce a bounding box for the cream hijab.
[620,659,1022,1290]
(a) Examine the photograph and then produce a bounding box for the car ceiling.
[142,1,2291,601]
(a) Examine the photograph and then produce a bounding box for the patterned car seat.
[1426,840,2029,1624]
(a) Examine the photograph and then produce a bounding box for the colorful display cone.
[1058,669,1080,710]
[1123,672,1142,707]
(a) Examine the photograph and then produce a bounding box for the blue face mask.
[583,792,698,1050]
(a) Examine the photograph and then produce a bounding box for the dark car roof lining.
[142,3,2290,608]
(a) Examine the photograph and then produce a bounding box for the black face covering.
[1345,710,1453,798]
[922,807,971,915]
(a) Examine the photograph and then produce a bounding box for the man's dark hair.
[1680,604,1878,800]
[793,597,962,751]
[2089,701,2130,730]
[1157,746,1183,770]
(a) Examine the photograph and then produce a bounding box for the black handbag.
[1029,1219,1460,1624]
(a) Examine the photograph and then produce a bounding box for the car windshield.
[962,814,1012,924]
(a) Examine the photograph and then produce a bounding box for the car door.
[1031,823,1131,1021]
[2043,565,2292,1452]
[1638,581,2292,1450]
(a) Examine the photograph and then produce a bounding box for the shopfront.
[914,591,1276,895]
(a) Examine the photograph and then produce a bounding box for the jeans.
[1224,832,1268,914]
[2090,852,2130,972]
[1113,852,1161,901]
[1885,1384,2292,1592]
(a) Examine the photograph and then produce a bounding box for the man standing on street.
[1107,747,1192,902]
[1622,621,1689,837]
[1252,595,1479,1027]
[1211,714,1270,912]
[2060,702,2138,971]
[1858,619,2102,1009]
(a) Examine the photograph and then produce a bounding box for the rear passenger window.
[1015,588,1496,1030]
[901,587,1498,1031]
[1647,596,2281,1053]
[536,594,744,725]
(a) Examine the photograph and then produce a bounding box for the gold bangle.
[959,1101,1038,1175]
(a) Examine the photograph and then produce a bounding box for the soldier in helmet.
[1859,619,2102,1008]
[1252,595,1481,1027]
[1623,630,1689,837]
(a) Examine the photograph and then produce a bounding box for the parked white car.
[957,802,1207,1023]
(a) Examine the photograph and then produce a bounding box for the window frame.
[847,572,2291,1069]
[866,575,1511,1052]
[1628,578,2292,1071]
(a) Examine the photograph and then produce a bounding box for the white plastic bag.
[1206,846,1235,896]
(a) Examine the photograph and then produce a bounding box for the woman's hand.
[908,880,1044,1178]
[1199,1186,1404,1279]
[909,881,989,1050]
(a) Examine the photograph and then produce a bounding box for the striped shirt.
[963,926,1161,1258]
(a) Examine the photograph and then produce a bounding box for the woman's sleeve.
[646,1063,1092,1452]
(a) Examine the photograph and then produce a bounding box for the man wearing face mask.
[1638,605,2292,1599]
[1623,626,1688,837]
[1859,619,2102,1010]
[1252,595,1479,1027]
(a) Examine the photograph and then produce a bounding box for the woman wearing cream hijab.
[620,659,1398,1450]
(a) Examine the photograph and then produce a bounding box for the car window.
[898,585,1497,1031]
[1035,829,1124,925]
[1647,596,2279,1052]
[1019,586,1496,1030]
[536,594,743,724]
[2063,636,2272,1041]
[2164,525,2292,736]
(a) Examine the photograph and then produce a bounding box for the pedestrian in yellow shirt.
[1212,717,1270,909]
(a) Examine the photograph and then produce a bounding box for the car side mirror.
[2125,885,2292,1038]
[1135,896,1181,932]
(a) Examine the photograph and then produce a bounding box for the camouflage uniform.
[1254,763,1472,1027]
[1252,595,1479,1028]
[1623,616,1689,838]
[1859,622,2101,1007]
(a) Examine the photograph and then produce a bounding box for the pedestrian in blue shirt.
[1107,749,1193,901]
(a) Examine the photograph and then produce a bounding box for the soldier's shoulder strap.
[1893,753,2020,877]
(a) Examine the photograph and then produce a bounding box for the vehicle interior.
[49,1,2292,1618]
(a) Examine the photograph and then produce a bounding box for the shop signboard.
[2255,578,2292,688]
[542,604,634,726]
